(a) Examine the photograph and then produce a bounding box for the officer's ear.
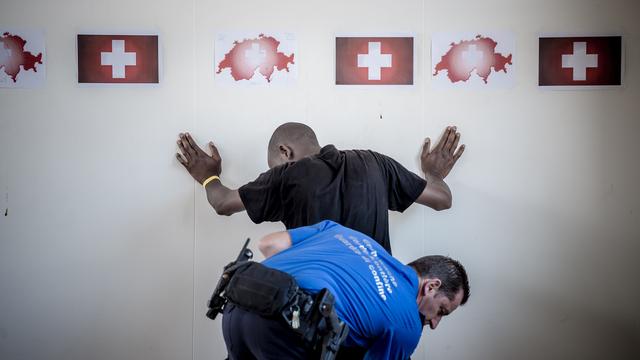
[278,144,295,162]
[426,278,442,294]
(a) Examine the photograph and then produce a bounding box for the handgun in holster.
[298,289,350,360]
[206,238,253,320]
[206,239,349,360]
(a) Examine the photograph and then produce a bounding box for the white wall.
[1,1,639,359]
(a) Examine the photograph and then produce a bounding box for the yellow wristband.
[202,175,220,189]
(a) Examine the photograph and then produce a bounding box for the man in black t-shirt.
[176,122,465,253]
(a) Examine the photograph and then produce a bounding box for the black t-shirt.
[238,145,427,252]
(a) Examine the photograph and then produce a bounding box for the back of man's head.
[267,122,321,167]
[409,255,470,305]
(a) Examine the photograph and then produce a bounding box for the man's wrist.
[202,175,221,188]
[423,171,444,182]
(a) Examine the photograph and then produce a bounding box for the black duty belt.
[206,239,349,360]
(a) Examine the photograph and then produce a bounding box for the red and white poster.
[336,36,414,85]
[77,34,159,84]
[432,32,515,89]
[538,36,622,88]
[0,29,45,88]
[215,32,296,85]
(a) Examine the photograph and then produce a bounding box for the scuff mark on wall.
[3,186,7,217]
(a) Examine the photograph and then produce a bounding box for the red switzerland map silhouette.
[217,34,294,82]
[434,35,512,84]
[0,32,43,82]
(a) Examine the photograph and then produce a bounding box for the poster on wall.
[214,32,297,85]
[0,29,45,88]
[77,33,160,84]
[335,35,414,85]
[538,35,623,89]
[431,32,515,89]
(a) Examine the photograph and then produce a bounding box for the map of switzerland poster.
[431,31,516,89]
[0,29,45,88]
[215,32,297,86]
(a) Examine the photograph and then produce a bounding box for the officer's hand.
[421,126,465,179]
[176,132,222,184]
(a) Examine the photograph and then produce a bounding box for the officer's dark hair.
[409,255,470,305]
[268,122,320,159]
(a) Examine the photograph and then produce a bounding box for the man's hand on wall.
[421,126,465,180]
[176,133,222,184]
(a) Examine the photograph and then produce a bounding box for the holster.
[223,261,349,360]
[224,262,299,317]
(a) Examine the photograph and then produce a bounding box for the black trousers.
[222,305,366,360]
[222,304,312,359]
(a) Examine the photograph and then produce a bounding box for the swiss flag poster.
[77,34,159,84]
[539,36,622,87]
[336,36,413,85]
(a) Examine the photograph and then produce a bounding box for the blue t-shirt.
[262,220,422,360]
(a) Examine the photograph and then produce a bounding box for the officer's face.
[419,283,464,330]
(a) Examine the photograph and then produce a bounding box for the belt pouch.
[225,262,298,316]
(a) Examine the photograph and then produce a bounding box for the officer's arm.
[364,327,419,360]
[258,231,292,258]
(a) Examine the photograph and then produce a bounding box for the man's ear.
[279,144,294,161]
[427,278,442,293]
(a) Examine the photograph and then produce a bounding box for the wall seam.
[422,1,427,359]
[191,0,197,358]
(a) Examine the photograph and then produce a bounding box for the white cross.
[0,41,11,63]
[462,44,483,67]
[357,42,392,81]
[562,42,598,81]
[101,40,136,79]
[244,43,266,66]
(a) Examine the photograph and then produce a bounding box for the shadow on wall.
[445,182,640,360]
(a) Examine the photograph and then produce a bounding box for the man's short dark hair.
[268,122,319,159]
[409,255,470,305]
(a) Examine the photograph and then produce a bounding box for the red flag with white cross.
[336,37,413,85]
[538,36,622,86]
[77,34,159,83]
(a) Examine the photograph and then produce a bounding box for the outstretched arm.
[416,126,465,211]
[258,231,292,258]
[176,132,245,216]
